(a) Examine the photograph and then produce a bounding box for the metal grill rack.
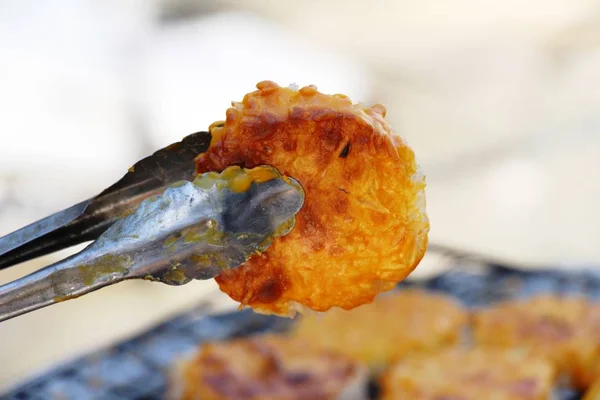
[3,250,600,399]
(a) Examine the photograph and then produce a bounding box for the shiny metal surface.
[0,131,211,270]
[0,167,304,322]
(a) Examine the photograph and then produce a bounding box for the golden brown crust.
[172,335,365,400]
[472,295,600,389]
[380,348,555,400]
[293,289,467,368]
[195,81,429,315]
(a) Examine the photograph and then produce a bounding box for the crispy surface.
[171,335,363,400]
[380,348,555,400]
[195,81,428,315]
[294,289,467,368]
[472,295,600,389]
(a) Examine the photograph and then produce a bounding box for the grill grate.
[3,256,600,399]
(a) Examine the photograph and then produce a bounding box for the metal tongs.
[0,131,305,322]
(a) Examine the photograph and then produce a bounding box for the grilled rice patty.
[168,334,368,400]
[472,295,600,389]
[195,81,429,316]
[380,348,554,400]
[293,289,467,369]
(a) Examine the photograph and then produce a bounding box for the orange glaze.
[195,81,429,316]
[217,165,279,193]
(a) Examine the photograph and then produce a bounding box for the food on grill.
[195,81,429,316]
[168,291,600,399]
[168,334,368,400]
[472,295,600,389]
[380,348,555,400]
[293,289,467,368]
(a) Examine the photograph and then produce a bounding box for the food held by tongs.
[0,81,429,322]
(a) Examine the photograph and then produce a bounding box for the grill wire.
[3,247,599,400]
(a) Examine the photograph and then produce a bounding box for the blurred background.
[0,0,599,393]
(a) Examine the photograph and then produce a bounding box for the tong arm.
[0,167,304,322]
